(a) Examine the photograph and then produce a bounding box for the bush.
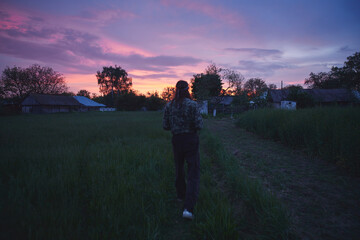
[116,92,146,111]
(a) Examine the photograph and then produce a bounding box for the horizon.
[1,0,359,95]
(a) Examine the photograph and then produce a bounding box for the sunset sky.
[1,0,359,95]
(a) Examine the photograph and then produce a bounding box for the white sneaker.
[182,209,194,220]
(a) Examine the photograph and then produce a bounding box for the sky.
[1,0,359,95]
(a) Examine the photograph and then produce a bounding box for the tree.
[191,64,223,100]
[116,90,146,111]
[304,52,360,91]
[145,91,166,110]
[243,78,268,98]
[304,72,339,89]
[161,86,176,102]
[333,52,360,91]
[77,89,91,98]
[268,83,277,89]
[61,91,75,96]
[96,65,132,96]
[285,85,314,108]
[0,64,68,103]
[221,69,244,95]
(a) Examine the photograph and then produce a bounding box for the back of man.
[162,80,203,220]
[163,98,203,135]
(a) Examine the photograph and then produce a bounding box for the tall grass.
[1,112,296,239]
[236,106,360,175]
[1,112,175,239]
[201,131,294,240]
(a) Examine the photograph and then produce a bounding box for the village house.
[268,88,360,109]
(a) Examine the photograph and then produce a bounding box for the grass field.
[0,112,292,239]
[236,106,360,175]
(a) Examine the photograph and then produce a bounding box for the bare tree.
[221,69,244,95]
[1,64,68,102]
[161,86,176,102]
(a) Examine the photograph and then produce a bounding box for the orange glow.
[65,74,99,94]
[64,62,208,95]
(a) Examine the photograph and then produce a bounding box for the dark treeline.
[1,51,359,113]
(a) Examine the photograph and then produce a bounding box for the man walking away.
[163,80,203,220]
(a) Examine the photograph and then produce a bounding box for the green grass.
[201,131,294,240]
[1,112,293,239]
[235,106,360,175]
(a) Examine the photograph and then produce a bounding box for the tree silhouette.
[161,86,175,102]
[243,78,268,98]
[0,64,68,102]
[191,64,222,100]
[96,65,132,96]
[77,89,91,98]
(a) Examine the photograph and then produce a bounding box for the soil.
[206,118,360,240]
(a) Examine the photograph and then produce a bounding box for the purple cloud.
[236,60,294,77]
[225,48,283,58]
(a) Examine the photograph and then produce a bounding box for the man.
[163,80,203,220]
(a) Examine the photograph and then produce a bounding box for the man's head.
[176,80,189,90]
[173,80,191,104]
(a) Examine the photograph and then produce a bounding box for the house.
[73,96,106,111]
[197,100,208,115]
[268,88,360,108]
[22,94,81,113]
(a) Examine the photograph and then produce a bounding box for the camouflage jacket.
[163,98,203,135]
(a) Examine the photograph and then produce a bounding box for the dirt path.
[206,118,360,240]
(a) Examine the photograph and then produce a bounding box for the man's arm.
[163,104,171,131]
[194,104,203,130]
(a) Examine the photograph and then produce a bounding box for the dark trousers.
[172,133,200,212]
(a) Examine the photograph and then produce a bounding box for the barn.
[22,94,81,113]
[73,96,106,111]
[22,94,107,113]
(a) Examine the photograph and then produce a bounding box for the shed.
[22,94,81,113]
[209,96,235,115]
[73,96,106,111]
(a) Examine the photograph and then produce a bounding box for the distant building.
[268,88,360,108]
[22,94,81,113]
[22,94,106,113]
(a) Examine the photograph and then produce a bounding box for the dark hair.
[172,80,191,107]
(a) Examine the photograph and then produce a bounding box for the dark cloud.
[0,29,202,74]
[0,10,10,19]
[224,48,282,57]
[236,60,293,76]
[338,45,354,53]
[28,16,44,22]
[0,11,202,73]
[0,35,88,69]
[4,27,57,39]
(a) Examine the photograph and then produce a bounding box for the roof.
[268,89,291,103]
[73,96,106,107]
[211,96,234,105]
[22,94,81,106]
[306,89,353,102]
[268,88,357,103]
